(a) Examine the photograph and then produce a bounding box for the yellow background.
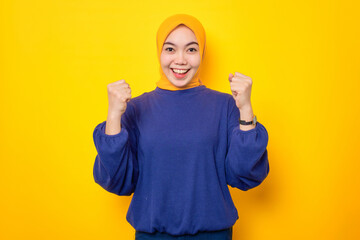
[1,0,359,239]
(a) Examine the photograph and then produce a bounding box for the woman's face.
[160,25,201,88]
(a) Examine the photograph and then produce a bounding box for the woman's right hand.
[107,79,132,117]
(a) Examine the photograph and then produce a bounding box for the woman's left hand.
[229,72,253,110]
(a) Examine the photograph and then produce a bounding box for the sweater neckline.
[154,85,207,95]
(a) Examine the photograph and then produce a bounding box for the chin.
[169,79,192,88]
[167,70,195,88]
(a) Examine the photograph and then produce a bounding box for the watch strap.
[239,115,257,125]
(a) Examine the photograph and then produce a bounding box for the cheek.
[160,54,172,67]
[190,56,201,69]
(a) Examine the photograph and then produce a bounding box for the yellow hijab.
[156,14,206,91]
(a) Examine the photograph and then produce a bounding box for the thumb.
[229,73,237,97]
[228,73,234,82]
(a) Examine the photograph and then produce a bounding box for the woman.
[92,14,269,240]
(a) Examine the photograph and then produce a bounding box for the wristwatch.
[239,115,257,126]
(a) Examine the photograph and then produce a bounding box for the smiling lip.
[171,68,190,79]
[171,68,190,72]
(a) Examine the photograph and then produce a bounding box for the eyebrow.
[163,41,199,47]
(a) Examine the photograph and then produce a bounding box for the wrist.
[239,105,254,121]
[238,103,257,129]
[239,103,252,112]
[107,111,122,120]
[239,114,257,131]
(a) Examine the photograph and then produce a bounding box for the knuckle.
[245,76,252,82]
[108,87,115,94]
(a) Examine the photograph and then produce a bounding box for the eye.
[165,47,174,52]
[188,48,198,52]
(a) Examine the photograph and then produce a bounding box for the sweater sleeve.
[225,97,270,191]
[92,102,139,196]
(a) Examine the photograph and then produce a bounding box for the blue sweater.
[93,85,269,236]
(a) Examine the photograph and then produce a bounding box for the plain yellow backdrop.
[1,0,359,239]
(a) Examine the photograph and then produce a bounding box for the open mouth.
[171,68,190,79]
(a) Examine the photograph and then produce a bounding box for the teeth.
[172,69,189,74]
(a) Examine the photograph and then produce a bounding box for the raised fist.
[107,79,132,116]
[229,72,252,110]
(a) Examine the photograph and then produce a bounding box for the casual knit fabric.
[135,226,233,239]
[92,85,269,236]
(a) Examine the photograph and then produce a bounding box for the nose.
[174,52,187,65]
